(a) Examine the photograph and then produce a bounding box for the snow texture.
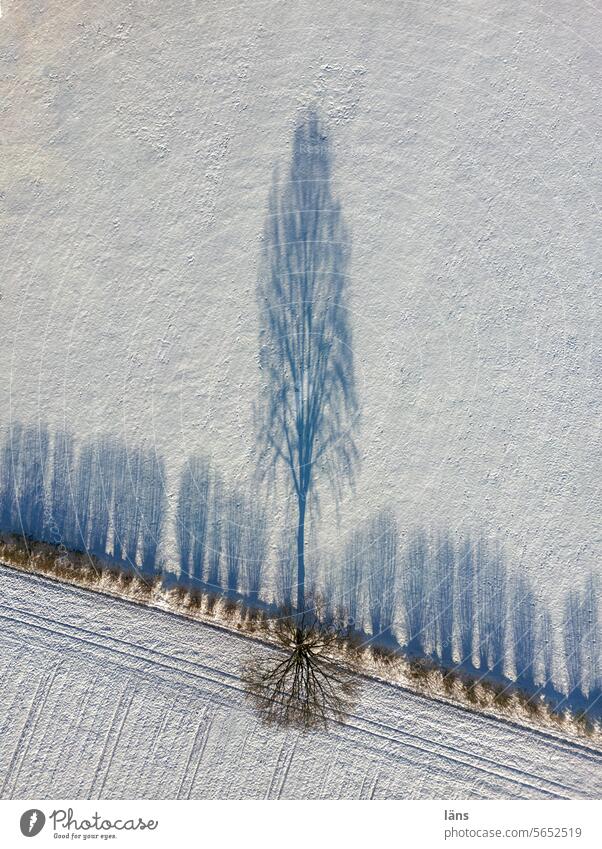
[1,0,599,605]
[0,567,600,799]
[0,1,600,724]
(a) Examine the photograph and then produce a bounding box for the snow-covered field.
[1,0,600,619]
[1,0,600,800]
[1,567,600,800]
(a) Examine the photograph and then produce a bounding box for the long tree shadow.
[342,526,365,631]
[174,456,269,606]
[564,574,600,705]
[456,535,476,667]
[363,508,399,644]
[433,531,455,667]
[0,423,49,543]
[476,542,507,677]
[254,107,359,617]
[335,517,601,720]
[0,422,167,578]
[1,422,599,721]
[512,573,537,689]
[175,456,212,589]
[401,528,432,656]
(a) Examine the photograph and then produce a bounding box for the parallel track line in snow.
[0,662,62,798]
[2,563,599,766]
[264,743,287,800]
[88,680,135,798]
[185,710,215,799]
[345,710,579,798]
[339,715,563,799]
[48,670,100,792]
[177,708,209,800]
[0,609,586,799]
[265,740,297,800]
[97,688,137,798]
[0,598,600,800]
[276,741,297,799]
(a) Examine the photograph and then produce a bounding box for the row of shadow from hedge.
[0,423,599,715]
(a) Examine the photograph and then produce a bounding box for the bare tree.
[255,109,358,616]
[242,607,360,730]
[247,111,360,729]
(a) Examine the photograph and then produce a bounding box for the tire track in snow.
[276,740,297,799]
[182,710,215,799]
[92,683,134,796]
[1,564,599,770]
[0,661,62,798]
[343,710,579,799]
[264,739,297,800]
[339,714,562,799]
[47,671,100,793]
[0,606,591,800]
[2,564,599,766]
[0,587,600,799]
[176,708,212,800]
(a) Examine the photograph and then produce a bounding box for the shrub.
[371,644,399,666]
[462,678,479,705]
[188,589,203,609]
[407,658,433,685]
[242,610,360,730]
[223,597,239,619]
[574,710,595,736]
[441,668,458,695]
[491,683,512,710]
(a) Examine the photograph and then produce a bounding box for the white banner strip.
[0,800,600,848]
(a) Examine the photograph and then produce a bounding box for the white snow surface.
[0,567,600,800]
[0,3,600,676]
